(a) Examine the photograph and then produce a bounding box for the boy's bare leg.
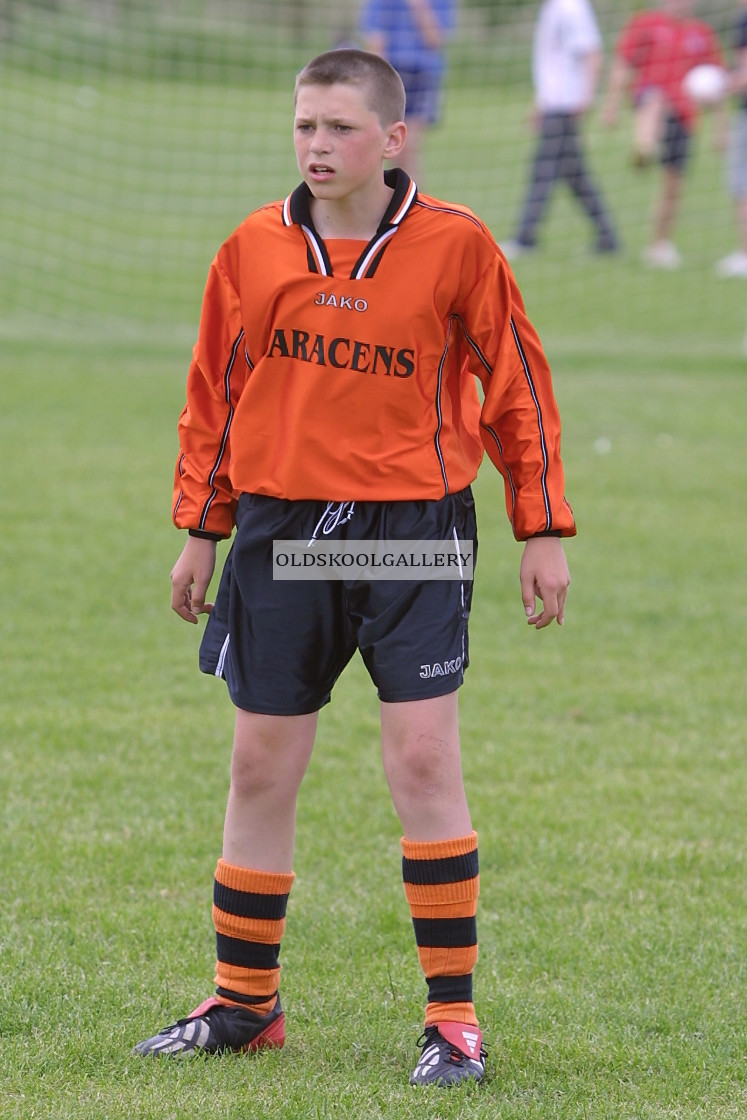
[223,709,318,871]
[382,692,485,1084]
[737,195,747,253]
[633,90,664,164]
[380,692,471,840]
[653,165,683,244]
[133,708,314,1056]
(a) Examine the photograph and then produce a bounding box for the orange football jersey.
[173,171,576,541]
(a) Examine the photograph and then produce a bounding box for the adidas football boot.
[410,1021,486,1086]
[133,996,285,1057]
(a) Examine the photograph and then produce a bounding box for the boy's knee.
[230,712,315,796]
[229,739,278,795]
[388,729,461,794]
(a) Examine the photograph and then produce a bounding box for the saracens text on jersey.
[268,328,414,377]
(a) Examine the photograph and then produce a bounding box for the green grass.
[2,55,747,1119]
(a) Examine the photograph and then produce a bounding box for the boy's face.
[293,82,404,204]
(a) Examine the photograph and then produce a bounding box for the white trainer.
[500,239,532,261]
[715,251,747,279]
[642,241,682,270]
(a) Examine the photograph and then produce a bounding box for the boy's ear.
[384,120,407,160]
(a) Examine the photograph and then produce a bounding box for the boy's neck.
[309,181,394,241]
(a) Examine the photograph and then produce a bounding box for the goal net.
[0,0,741,353]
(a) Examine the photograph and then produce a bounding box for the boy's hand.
[170,535,217,623]
[520,536,570,629]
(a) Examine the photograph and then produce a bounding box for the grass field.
[2,50,747,1120]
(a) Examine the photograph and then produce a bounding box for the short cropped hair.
[295,49,406,127]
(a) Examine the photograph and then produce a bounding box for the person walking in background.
[359,0,456,182]
[602,0,724,269]
[501,0,619,261]
[715,0,747,278]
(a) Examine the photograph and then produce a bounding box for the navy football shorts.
[199,489,477,715]
[660,112,692,170]
[396,66,442,125]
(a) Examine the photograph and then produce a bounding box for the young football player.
[602,0,724,268]
[134,47,575,1087]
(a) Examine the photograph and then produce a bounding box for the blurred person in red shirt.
[603,0,724,268]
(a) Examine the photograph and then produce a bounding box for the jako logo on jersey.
[268,328,414,377]
[419,656,463,679]
[315,292,368,312]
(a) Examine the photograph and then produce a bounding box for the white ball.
[682,64,728,106]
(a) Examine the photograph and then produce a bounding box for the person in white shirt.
[503,0,618,257]
[715,0,747,278]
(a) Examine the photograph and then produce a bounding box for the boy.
[714,0,747,279]
[602,0,724,268]
[502,0,618,259]
[359,0,456,183]
[134,49,575,1087]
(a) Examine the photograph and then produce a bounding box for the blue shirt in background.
[358,0,456,77]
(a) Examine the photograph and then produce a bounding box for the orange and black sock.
[401,831,480,1028]
[211,859,294,1014]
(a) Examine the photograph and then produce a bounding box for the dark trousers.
[515,111,617,249]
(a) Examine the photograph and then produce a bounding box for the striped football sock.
[212,859,295,1014]
[401,831,480,1028]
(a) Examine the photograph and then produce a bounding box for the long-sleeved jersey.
[173,170,576,542]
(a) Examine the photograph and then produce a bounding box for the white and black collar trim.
[281,168,418,279]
